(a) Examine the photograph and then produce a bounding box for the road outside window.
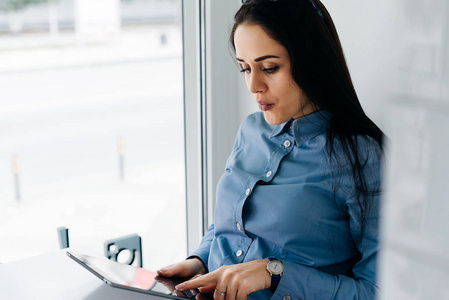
[0,0,186,271]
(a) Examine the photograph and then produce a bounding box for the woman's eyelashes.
[239,65,280,74]
[263,66,280,73]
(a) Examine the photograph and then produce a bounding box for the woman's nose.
[248,72,266,94]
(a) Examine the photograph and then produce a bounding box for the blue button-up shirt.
[191,110,382,300]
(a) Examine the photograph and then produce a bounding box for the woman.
[158,0,384,299]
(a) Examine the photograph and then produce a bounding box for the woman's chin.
[263,112,286,126]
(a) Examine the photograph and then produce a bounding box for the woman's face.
[234,24,314,125]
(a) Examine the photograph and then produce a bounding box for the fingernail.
[158,268,167,274]
[175,283,185,290]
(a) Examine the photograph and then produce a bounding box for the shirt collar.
[269,119,293,138]
[270,110,331,146]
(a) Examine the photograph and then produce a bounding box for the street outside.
[0,23,187,271]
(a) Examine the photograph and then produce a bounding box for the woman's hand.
[175,259,271,300]
[157,257,207,278]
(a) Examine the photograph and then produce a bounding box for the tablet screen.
[67,251,198,299]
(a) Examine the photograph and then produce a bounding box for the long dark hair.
[230,0,384,240]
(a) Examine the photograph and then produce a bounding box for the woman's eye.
[239,66,278,74]
[263,66,279,73]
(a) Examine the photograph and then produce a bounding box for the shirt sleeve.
[272,140,382,300]
[188,224,215,272]
[273,256,377,300]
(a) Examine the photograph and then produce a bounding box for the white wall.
[372,0,449,298]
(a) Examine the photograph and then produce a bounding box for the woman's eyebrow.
[236,55,281,62]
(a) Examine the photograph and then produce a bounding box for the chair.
[104,234,143,267]
[57,226,69,249]
[56,227,142,267]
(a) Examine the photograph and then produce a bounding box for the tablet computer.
[67,251,198,299]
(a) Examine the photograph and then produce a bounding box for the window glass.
[0,0,185,270]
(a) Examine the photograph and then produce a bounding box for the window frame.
[183,0,242,255]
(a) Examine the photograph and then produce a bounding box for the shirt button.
[236,250,243,257]
[266,171,272,178]
[236,223,242,231]
[245,188,251,196]
[283,140,292,148]
[282,295,291,300]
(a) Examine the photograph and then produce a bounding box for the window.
[0,0,185,270]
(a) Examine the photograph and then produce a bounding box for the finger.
[158,262,194,278]
[176,273,216,291]
[236,290,250,300]
[213,285,227,300]
[198,285,216,294]
[224,285,237,300]
[157,263,178,277]
[196,293,214,300]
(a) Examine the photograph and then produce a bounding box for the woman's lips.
[258,102,274,112]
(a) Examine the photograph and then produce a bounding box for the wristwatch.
[266,257,283,293]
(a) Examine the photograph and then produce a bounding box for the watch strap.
[268,257,281,293]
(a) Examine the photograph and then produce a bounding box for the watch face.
[268,260,283,275]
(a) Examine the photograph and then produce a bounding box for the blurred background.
[1,0,448,298]
[321,1,449,299]
[0,0,185,271]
